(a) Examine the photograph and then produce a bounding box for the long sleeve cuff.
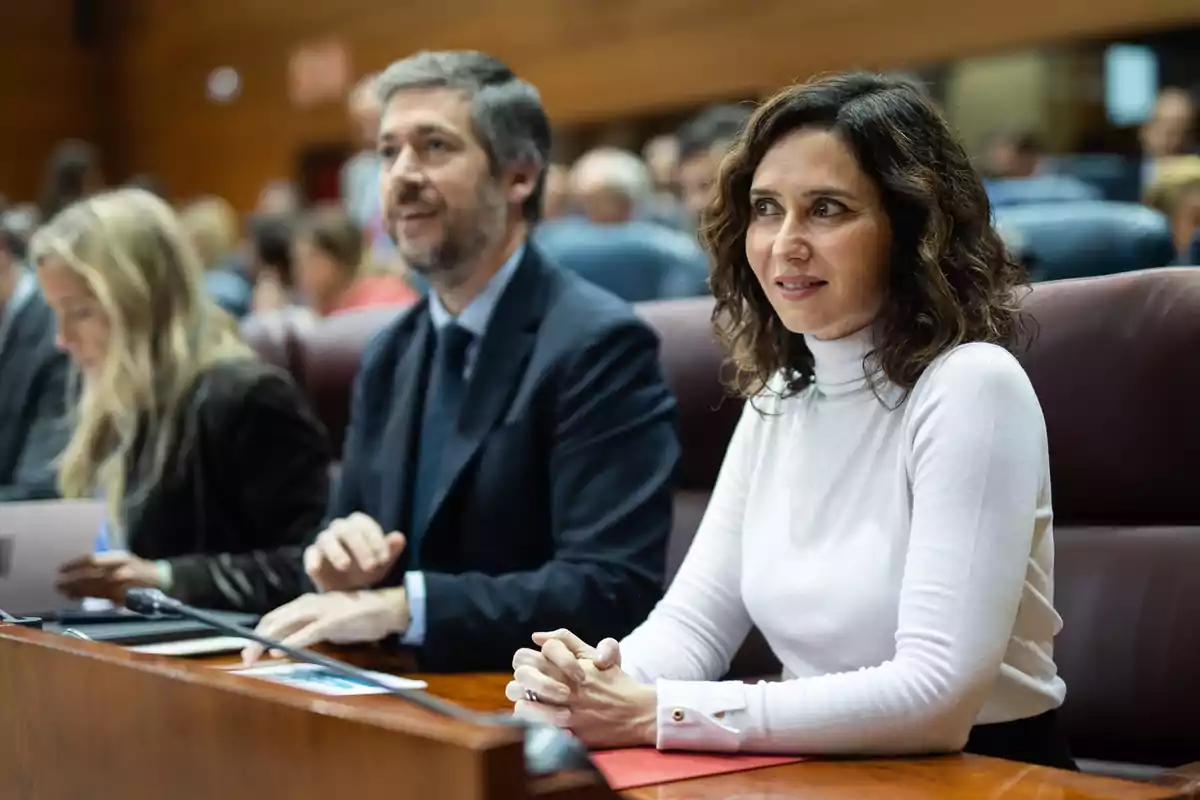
[399,570,426,646]
[655,679,750,752]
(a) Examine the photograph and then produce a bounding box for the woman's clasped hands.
[506,629,658,749]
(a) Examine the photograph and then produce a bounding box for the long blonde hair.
[28,188,252,530]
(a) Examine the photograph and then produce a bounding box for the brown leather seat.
[242,304,409,455]
[1016,268,1200,774]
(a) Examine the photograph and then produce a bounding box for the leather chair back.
[1044,154,1143,203]
[994,201,1176,282]
[297,306,408,455]
[986,175,1101,207]
[1016,268,1200,768]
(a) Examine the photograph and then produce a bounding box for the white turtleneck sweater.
[619,328,1066,755]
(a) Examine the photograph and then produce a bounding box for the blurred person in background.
[246,213,298,314]
[1140,88,1198,186]
[180,196,253,319]
[31,188,331,612]
[1144,155,1200,261]
[341,73,384,228]
[536,147,709,301]
[126,174,169,201]
[256,180,302,216]
[676,104,752,224]
[294,204,416,316]
[0,203,71,502]
[982,129,1044,179]
[643,133,680,201]
[540,163,572,220]
[38,139,104,221]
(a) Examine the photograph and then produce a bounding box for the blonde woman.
[31,188,332,613]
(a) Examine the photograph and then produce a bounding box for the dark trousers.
[964,709,1077,771]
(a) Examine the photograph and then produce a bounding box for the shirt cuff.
[656,679,749,752]
[154,560,174,592]
[399,570,426,646]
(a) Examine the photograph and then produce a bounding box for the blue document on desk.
[231,663,427,696]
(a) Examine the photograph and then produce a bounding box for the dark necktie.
[408,322,474,563]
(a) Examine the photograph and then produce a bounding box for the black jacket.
[332,245,680,671]
[124,359,332,612]
[0,275,71,502]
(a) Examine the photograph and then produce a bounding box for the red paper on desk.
[589,747,803,790]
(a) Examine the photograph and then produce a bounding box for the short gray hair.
[570,148,653,207]
[376,51,552,222]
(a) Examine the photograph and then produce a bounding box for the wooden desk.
[201,655,1193,799]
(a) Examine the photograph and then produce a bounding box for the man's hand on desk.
[305,512,407,592]
[241,588,410,664]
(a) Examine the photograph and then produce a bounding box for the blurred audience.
[293,205,416,316]
[246,212,297,313]
[982,129,1044,179]
[38,139,104,221]
[180,196,253,319]
[31,188,331,612]
[541,163,572,220]
[341,73,384,229]
[676,104,752,223]
[0,204,70,502]
[537,147,709,301]
[1144,155,1200,260]
[255,180,302,216]
[642,133,680,201]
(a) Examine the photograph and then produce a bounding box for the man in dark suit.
[0,206,70,502]
[247,51,681,672]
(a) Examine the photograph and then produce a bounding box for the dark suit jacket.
[125,359,332,612]
[0,281,70,502]
[330,245,680,672]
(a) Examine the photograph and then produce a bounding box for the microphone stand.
[124,588,604,782]
[0,607,42,628]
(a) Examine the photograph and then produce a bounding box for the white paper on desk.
[231,662,428,696]
[128,636,250,657]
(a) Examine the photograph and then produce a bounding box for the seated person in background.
[508,73,1074,770]
[0,205,71,502]
[247,212,298,314]
[31,188,332,612]
[293,205,417,316]
[981,128,1043,179]
[676,104,752,227]
[1143,155,1200,261]
[535,148,709,301]
[180,196,253,319]
[245,50,679,672]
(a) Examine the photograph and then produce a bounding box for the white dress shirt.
[619,327,1067,755]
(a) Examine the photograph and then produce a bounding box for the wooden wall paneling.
[0,3,100,205]
[97,0,1200,209]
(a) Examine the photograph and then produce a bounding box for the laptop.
[0,500,105,617]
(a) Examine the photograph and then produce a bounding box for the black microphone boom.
[123,588,602,783]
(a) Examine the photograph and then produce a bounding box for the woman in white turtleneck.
[505,72,1074,770]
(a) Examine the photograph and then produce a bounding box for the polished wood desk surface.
[196,651,1191,800]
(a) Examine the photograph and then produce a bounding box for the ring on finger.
[525,688,540,703]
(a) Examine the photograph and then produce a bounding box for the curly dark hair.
[703,72,1025,400]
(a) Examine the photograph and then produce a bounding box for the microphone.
[124,588,604,782]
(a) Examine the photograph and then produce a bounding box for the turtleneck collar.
[803,325,879,397]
